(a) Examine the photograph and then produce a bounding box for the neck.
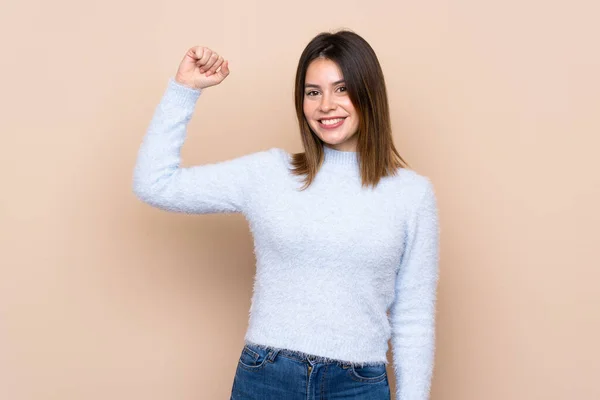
[322,145,359,167]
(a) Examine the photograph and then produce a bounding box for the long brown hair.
[290,29,409,190]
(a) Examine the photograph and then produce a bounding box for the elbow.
[131,168,179,212]
[132,174,154,205]
[132,178,169,211]
[131,167,160,207]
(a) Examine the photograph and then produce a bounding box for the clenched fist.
[174,46,230,90]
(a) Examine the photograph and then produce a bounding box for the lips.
[318,117,346,129]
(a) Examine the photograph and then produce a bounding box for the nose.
[319,92,336,112]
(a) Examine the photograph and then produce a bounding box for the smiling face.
[302,58,360,152]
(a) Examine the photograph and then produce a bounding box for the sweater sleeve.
[132,78,264,214]
[389,179,440,400]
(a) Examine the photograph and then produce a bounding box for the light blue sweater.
[132,78,440,400]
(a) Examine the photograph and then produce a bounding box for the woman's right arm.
[132,46,263,215]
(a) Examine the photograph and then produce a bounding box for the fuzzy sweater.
[132,78,440,400]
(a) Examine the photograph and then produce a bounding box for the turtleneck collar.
[322,145,359,167]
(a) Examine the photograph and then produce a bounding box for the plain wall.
[1,0,598,399]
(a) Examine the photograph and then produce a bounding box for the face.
[303,58,360,152]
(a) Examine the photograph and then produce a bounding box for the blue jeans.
[230,343,391,399]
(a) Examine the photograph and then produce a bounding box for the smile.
[318,117,346,129]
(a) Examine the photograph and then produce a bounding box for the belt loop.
[267,348,279,362]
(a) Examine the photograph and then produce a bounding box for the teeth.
[321,118,343,125]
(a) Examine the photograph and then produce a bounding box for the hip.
[230,342,390,400]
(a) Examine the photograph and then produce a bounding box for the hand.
[174,46,230,90]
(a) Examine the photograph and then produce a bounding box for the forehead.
[305,58,344,84]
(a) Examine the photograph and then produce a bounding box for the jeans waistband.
[248,342,383,368]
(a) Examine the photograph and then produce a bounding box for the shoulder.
[254,147,297,171]
[388,167,436,201]
[228,147,288,166]
[266,147,292,164]
[380,167,438,221]
[246,147,291,170]
[232,147,292,180]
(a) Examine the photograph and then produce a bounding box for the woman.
[133,29,440,400]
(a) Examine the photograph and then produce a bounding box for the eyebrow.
[304,79,346,89]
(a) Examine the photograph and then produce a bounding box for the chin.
[318,132,354,146]
[321,138,348,146]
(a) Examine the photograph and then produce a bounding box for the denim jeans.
[230,342,391,399]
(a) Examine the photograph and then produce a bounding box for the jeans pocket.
[238,343,270,371]
[349,363,387,383]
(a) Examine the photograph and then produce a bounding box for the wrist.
[174,75,200,90]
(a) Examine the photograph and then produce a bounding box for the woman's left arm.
[389,179,441,400]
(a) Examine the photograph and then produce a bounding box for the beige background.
[1,0,598,399]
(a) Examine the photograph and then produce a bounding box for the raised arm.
[132,46,264,214]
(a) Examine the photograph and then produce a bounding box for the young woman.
[133,30,440,400]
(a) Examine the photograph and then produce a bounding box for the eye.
[337,86,347,93]
[305,90,320,96]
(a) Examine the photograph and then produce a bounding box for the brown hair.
[290,29,410,190]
